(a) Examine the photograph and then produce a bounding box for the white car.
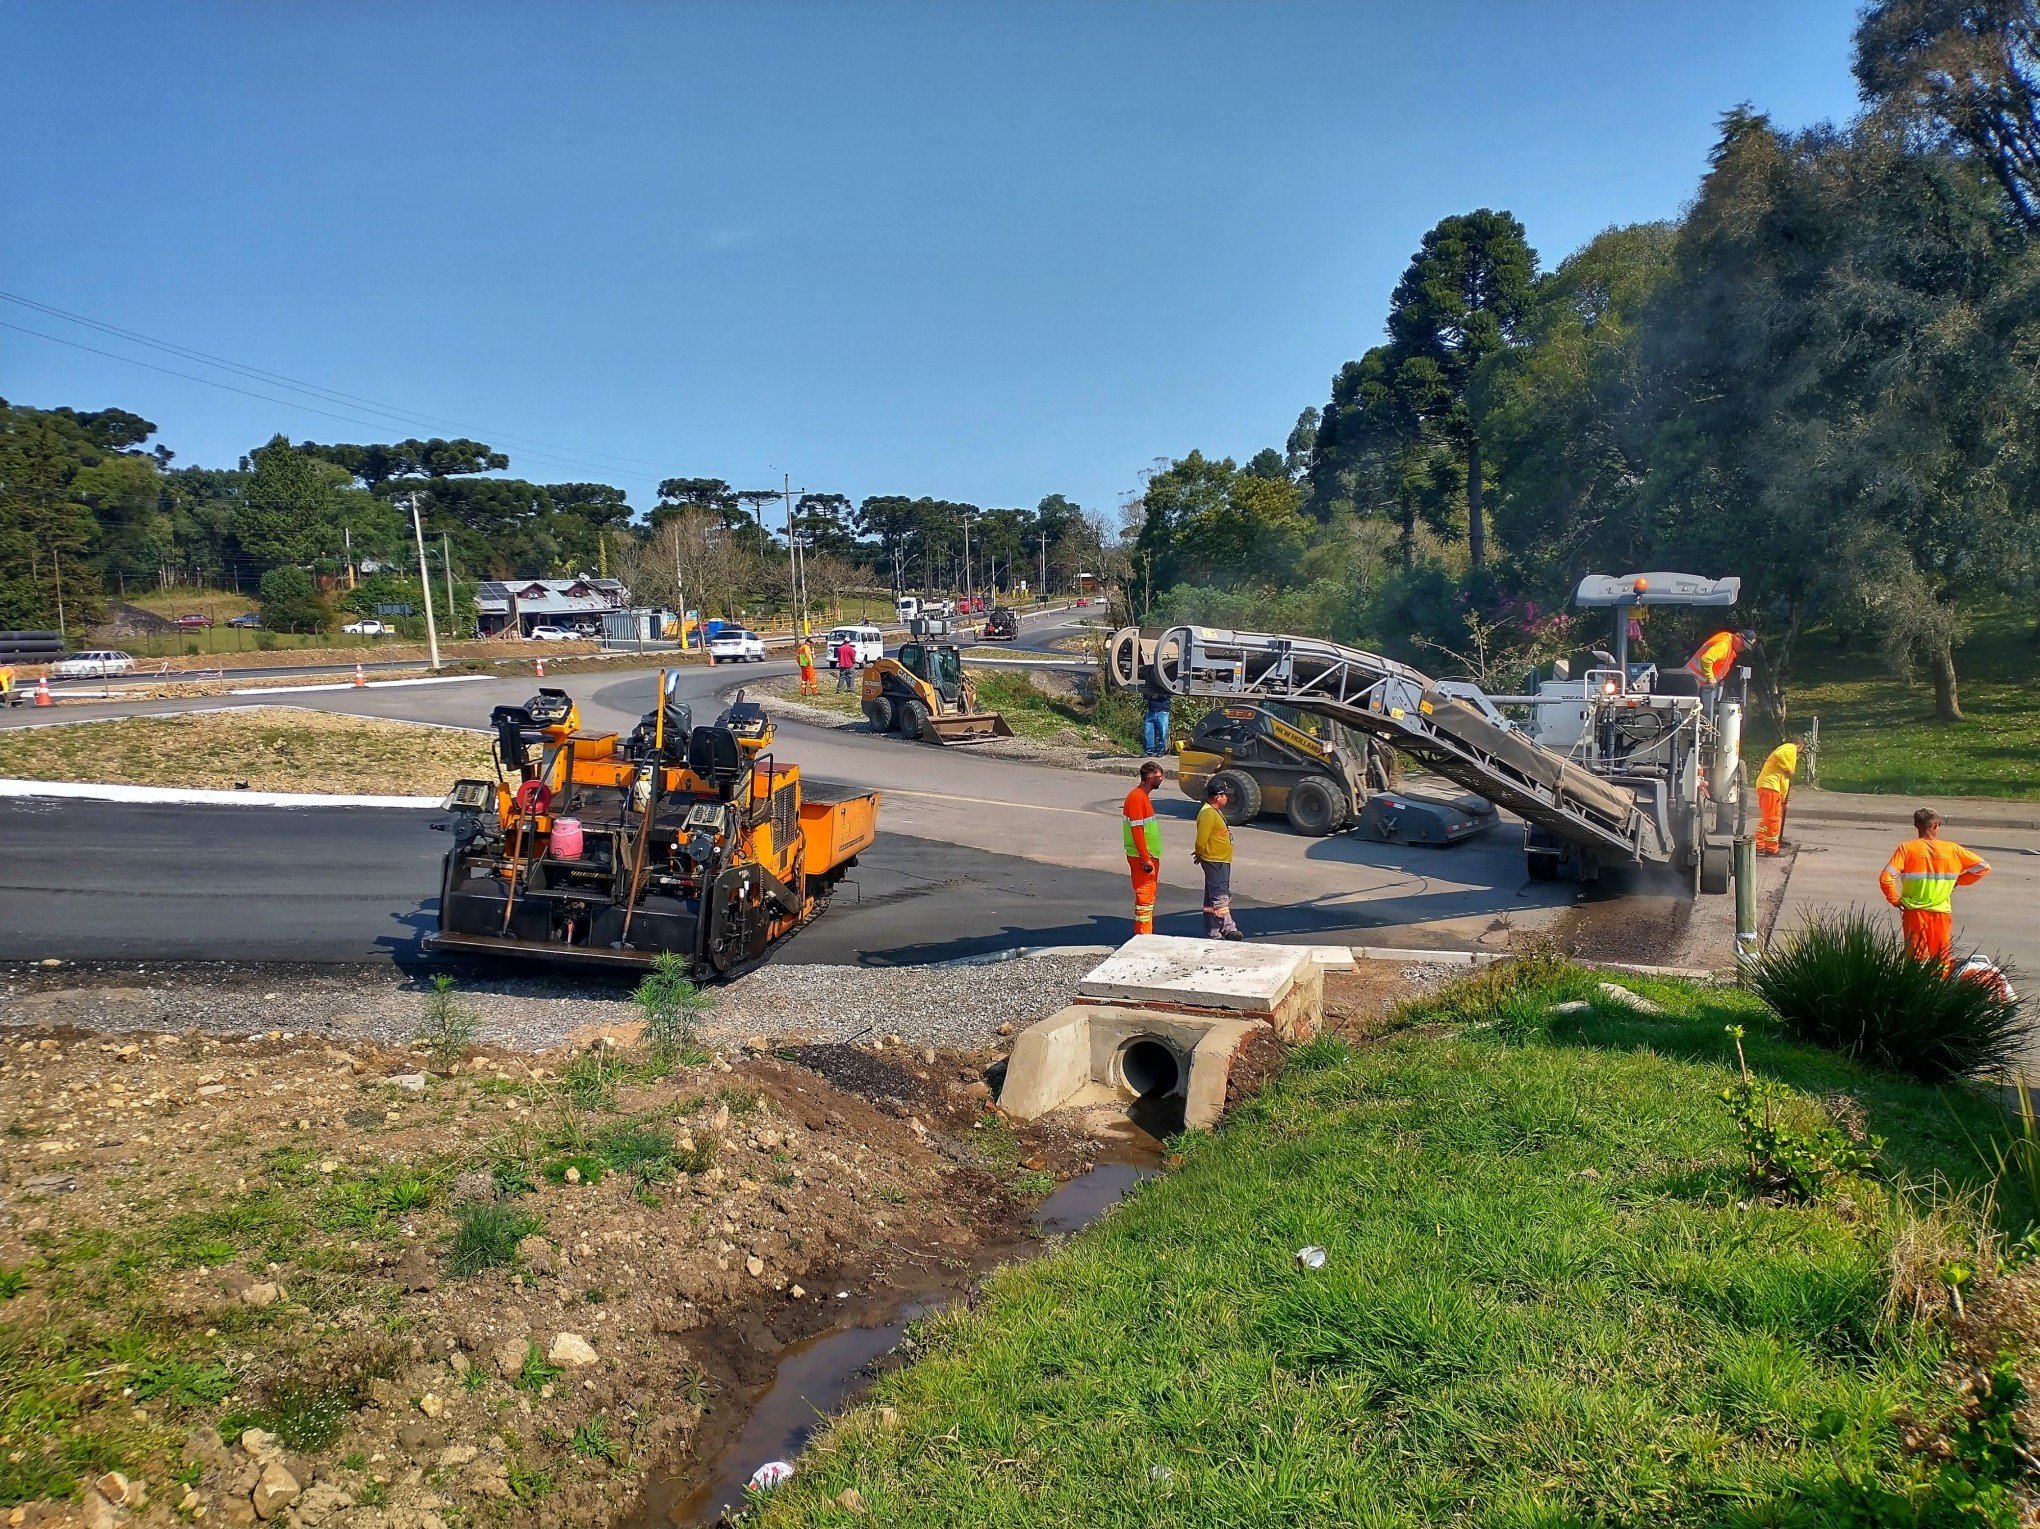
[49,650,135,679]
[342,619,393,636]
[528,626,580,641]
[823,624,885,667]
[709,629,767,662]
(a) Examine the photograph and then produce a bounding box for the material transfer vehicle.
[709,628,767,662]
[861,617,1012,744]
[427,677,879,972]
[49,650,135,678]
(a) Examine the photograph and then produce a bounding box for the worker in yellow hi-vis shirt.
[1194,779,1242,941]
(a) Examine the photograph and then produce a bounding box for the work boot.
[1222,926,1244,941]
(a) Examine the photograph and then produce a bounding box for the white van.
[824,625,885,667]
[895,596,920,623]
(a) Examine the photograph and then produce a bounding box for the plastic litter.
[1295,1246,1328,1270]
[746,1461,795,1493]
[1150,1465,1174,1483]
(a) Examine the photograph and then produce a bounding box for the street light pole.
[409,492,441,671]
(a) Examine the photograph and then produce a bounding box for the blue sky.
[2,1,1865,523]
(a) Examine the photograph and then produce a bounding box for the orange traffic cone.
[353,663,366,688]
[34,676,52,707]
[535,656,545,678]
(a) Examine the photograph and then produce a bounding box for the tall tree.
[1855,0,2040,226]
[1383,209,1540,567]
[301,437,508,488]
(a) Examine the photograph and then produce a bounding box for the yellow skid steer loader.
[860,620,1013,745]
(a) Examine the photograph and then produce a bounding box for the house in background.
[475,578,629,636]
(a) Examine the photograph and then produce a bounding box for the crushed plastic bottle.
[1295,1246,1328,1270]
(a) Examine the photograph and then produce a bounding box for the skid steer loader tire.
[862,696,896,733]
[1209,769,1262,825]
[1285,775,1346,837]
[898,698,932,742]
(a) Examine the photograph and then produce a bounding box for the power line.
[0,290,674,478]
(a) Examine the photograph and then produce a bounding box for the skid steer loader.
[860,618,1013,745]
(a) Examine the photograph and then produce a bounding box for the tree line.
[1131,0,2040,724]
[0,404,1114,635]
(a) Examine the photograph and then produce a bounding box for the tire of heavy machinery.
[898,697,932,742]
[1209,768,1262,824]
[1285,774,1346,837]
[1700,836,1731,895]
[862,696,896,732]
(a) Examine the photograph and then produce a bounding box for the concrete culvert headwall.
[1119,1038,1182,1098]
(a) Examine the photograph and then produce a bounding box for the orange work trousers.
[1755,787,1785,854]
[1900,907,1954,967]
[798,664,817,695]
[1128,856,1158,936]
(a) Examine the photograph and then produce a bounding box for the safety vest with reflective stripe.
[1685,631,1744,684]
[1878,837,1990,912]
[1122,786,1161,860]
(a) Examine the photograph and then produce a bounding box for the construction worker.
[1684,628,1757,688]
[1752,741,1799,855]
[0,664,13,707]
[1878,807,1991,968]
[1142,668,1173,755]
[834,636,857,692]
[1122,760,1165,936]
[795,637,818,697]
[1194,779,1242,940]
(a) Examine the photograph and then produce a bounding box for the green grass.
[749,972,2028,1528]
[1784,607,2040,800]
[446,1203,541,1276]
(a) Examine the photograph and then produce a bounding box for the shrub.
[631,954,712,1060]
[414,974,482,1070]
[447,1202,539,1276]
[1720,1026,1881,1202]
[1749,911,2027,1083]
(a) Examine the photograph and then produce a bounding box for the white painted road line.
[0,778,442,809]
[229,675,495,696]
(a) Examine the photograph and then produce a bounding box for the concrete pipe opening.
[1120,1038,1182,1099]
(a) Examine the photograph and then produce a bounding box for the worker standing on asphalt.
[1142,667,1173,755]
[1753,741,1799,856]
[1878,807,1992,968]
[834,636,857,692]
[0,664,13,707]
[1194,779,1243,940]
[796,636,818,698]
[1122,760,1165,936]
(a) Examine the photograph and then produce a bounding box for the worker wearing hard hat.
[1684,628,1757,687]
[1753,742,1799,856]
[1878,807,1991,968]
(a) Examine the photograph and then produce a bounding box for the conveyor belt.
[1116,626,1666,865]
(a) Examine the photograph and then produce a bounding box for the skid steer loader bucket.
[922,708,1014,744]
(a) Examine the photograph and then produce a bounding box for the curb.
[0,779,442,810]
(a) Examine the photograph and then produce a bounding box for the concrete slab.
[1078,935,1313,1014]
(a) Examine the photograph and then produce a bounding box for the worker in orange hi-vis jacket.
[1752,742,1799,856]
[1684,627,1757,687]
[1122,759,1165,936]
[1878,807,1992,968]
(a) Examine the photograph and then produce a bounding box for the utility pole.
[672,523,688,651]
[1039,529,1049,598]
[343,527,357,590]
[409,493,440,671]
[51,544,67,643]
[442,533,456,642]
[961,509,973,606]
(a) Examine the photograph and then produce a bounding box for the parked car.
[50,650,136,679]
[709,628,767,663]
[823,624,885,667]
[173,613,215,629]
[342,619,393,636]
[225,613,263,629]
[528,625,579,641]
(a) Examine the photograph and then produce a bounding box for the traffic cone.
[34,676,52,707]
[535,656,545,678]
[353,663,366,688]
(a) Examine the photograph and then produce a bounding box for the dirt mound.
[91,600,177,638]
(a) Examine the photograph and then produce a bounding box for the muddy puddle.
[642,1143,1160,1526]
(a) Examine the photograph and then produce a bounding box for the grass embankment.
[755,966,2035,1527]
[1783,612,2040,801]
[0,709,492,795]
